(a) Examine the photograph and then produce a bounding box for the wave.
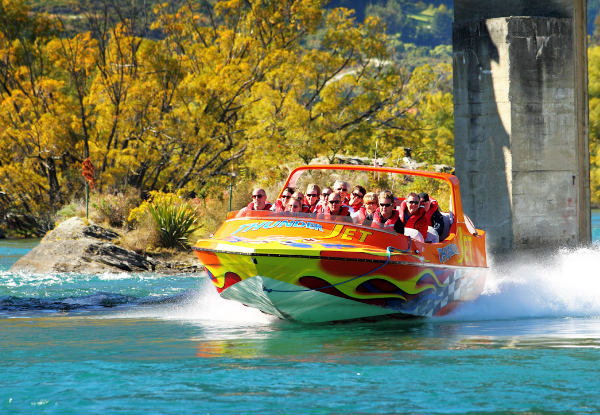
[449,245,600,320]
[0,292,139,313]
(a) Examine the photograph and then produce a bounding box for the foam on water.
[451,245,600,320]
[114,277,277,327]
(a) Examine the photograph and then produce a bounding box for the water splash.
[451,245,600,320]
[116,278,277,326]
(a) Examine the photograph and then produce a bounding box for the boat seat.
[439,212,454,241]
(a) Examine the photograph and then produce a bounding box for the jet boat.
[193,165,487,323]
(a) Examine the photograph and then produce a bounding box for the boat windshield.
[230,209,354,224]
[282,165,454,213]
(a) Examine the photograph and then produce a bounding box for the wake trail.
[450,245,600,320]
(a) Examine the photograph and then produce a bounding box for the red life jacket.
[398,200,427,238]
[372,209,400,230]
[271,199,285,212]
[355,206,367,224]
[350,199,363,212]
[246,201,273,211]
[323,204,351,216]
[424,199,439,224]
[304,197,319,213]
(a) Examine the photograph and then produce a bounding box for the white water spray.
[115,274,276,326]
[451,245,600,320]
[165,279,276,325]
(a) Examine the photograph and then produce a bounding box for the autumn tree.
[0,0,459,233]
[588,45,600,206]
[0,0,75,231]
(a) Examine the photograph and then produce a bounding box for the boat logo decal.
[438,244,459,263]
[231,220,324,235]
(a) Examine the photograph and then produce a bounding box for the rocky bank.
[10,217,202,274]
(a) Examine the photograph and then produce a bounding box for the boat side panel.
[202,215,486,268]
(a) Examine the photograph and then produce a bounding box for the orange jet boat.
[193,165,487,323]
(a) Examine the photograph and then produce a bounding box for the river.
[1,213,600,414]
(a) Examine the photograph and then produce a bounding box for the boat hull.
[195,246,486,323]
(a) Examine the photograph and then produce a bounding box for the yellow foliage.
[589,46,600,206]
[0,0,460,223]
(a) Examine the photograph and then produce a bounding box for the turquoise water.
[2,215,600,414]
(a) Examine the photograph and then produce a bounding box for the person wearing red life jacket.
[285,198,302,213]
[272,187,294,212]
[333,180,350,205]
[419,192,445,243]
[348,185,366,213]
[371,191,403,233]
[292,191,311,213]
[355,192,378,225]
[322,192,351,217]
[397,192,427,241]
[304,183,321,213]
[244,188,272,211]
[315,187,333,214]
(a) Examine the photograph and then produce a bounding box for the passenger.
[371,191,403,233]
[315,187,333,214]
[397,192,428,241]
[272,187,294,212]
[292,191,310,213]
[323,192,351,216]
[304,184,321,213]
[333,180,350,204]
[355,192,378,224]
[419,192,445,243]
[349,185,366,213]
[286,198,302,213]
[244,188,272,211]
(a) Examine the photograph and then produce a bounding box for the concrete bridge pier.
[453,0,590,254]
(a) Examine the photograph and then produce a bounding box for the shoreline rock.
[10,217,203,274]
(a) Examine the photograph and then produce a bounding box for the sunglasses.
[408,200,419,205]
[352,192,363,199]
[329,200,341,204]
[379,203,392,207]
[252,194,263,199]
[306,194,318,197]
[335,188,347,191]
[281,195,291,199]
[322,193,332,197]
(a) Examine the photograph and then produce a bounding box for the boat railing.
[229,209,356,224]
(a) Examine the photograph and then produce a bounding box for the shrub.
[129,191,200,249]
[91,190,140,228]
[56,200,86,219]
[119,213,160,254]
